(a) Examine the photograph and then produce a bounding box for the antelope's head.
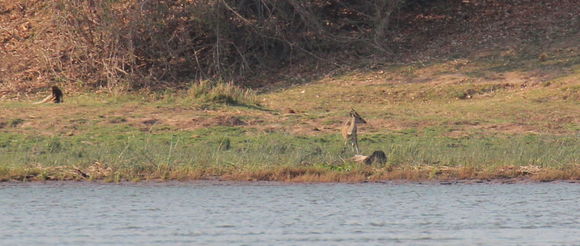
[350,109,367,124]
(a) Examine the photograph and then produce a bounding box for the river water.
[0,182,578,246]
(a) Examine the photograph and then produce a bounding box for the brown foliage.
[2,0,578,94]
[43,0,404,90]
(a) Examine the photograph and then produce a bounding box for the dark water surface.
[1,182,578,246]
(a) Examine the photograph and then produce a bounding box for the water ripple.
[0,182,578,245]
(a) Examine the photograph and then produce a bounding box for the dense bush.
[51,0,405,89]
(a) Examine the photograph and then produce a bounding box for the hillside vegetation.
[1,0,578,92]
[0,0,578,182]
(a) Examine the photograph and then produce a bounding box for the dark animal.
[351,150,388,165]
[364,150,387,165]
[34,86,63,104]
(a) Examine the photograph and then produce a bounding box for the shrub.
[188,80,257,105]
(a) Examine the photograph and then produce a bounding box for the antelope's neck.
[349,116,357,132]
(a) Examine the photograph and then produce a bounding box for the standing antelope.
[341,109,367,154]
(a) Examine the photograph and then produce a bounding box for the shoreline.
[2,165,578,184]
[1,178,579,185]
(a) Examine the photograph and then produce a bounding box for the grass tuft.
[188,80,258,106]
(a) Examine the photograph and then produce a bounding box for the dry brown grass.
[2,164,578,183]
[531,167,580,182]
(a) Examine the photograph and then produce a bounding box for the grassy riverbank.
[0,128,578,182]
[1,52,579,182]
